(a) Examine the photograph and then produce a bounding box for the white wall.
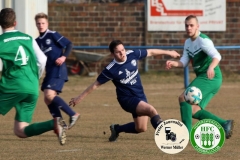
[15,0,48,38]
[0,0,47,71]
[0,0,47,37]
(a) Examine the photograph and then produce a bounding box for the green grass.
[0,72,239,160]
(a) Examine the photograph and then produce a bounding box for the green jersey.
[180,32,222,76]
[0,30,39,94]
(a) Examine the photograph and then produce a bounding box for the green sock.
[193,110,227,126]
[180,102,192,133]
[24,120,54,137]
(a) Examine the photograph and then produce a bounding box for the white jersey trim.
[32,39,47,78]
[126,50,134,55]
[57,36,64,42]
[101,72,112,80]
[3,30,18,33]
[106,61,115,70]
[138,49,141,58]
[38,29,56,39]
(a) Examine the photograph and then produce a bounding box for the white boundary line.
[56,149,82,152]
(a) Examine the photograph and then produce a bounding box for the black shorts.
[41,78,65,93]
[118,96,147,118]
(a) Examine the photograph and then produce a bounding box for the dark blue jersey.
[35,29,71,81]
[97,49,148,98]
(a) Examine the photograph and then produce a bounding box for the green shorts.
[0,93,38,123]
[188,73,222,109]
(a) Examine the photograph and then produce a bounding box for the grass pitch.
[0,72,239,160]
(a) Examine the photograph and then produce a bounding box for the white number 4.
[15,46,29,65]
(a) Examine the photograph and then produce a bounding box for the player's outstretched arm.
[146,49,180,58]
[69,80,102,107]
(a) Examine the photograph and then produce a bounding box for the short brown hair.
[109,40,124,53]
[0,8,16,29]
[185,15,198,22]
[35,12,48,21]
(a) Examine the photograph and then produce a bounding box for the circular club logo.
[190,119,225,154]
[154,119,189,154]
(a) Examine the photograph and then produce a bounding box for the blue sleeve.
[132,49,147,60]
[52,31,71,48]
[97,68,113,84]
[62,42,72,57]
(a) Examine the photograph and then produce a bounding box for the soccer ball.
[184,86,202,105]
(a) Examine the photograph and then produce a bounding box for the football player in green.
[0,8,67,145]
[166,15,234,139]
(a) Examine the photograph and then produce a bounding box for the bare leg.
[136,101,162,129]
[14,121,29,138]
[135,101,158,118]
[133,116,148,132]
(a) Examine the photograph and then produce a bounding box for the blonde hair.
[35,12,48,21]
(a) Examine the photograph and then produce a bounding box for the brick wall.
[48,0,240,73]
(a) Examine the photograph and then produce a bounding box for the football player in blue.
[35,13,80,129]
[69,40,180,141]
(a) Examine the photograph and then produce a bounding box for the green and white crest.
[190,119,225,154]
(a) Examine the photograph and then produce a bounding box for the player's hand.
[169,50,180,58]
[207,67,215,79]
[55,56,66,66]
[166,60,174,70]
[69,96,81,107]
